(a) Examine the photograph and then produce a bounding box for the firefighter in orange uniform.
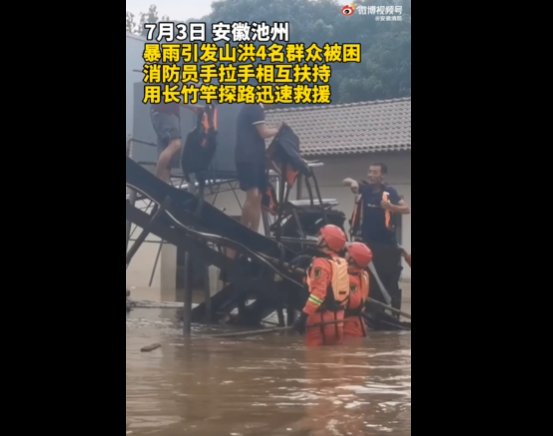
[293,225,350,346]
[343,242,373,339]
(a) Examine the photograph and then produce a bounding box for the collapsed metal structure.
[126,129,408,335]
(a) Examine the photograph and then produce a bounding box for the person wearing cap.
[343,242,373,339]
[293,224,351,346]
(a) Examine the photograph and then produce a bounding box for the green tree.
[126,5,171,36]
[126,11,136,34]
[206,0,411,103]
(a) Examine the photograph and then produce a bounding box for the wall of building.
[126,34,147,140]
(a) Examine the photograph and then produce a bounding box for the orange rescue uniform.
[302,256,349,347]
[343,268,370,338]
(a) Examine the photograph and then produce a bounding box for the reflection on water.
[127,308,411,435]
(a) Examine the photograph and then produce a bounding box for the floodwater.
[126,308,411,435]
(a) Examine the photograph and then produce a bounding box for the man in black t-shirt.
[235,103,280,232]
[343,163,410,315]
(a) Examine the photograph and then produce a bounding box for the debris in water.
[140,343,161,352]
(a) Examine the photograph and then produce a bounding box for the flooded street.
[127,308,411,435]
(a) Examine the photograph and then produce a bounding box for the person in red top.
[293,224,351,346]
[343,242,373,339]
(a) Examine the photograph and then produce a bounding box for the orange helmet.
[347,242,373,268]
[318,224,347,252]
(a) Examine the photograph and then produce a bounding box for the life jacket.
[306,256,350,310]
[349,194,363,239]
[266,122,309,188]
[360,270,369,299]
[181,104,218,183]
[346,270,370,316]
[382,191,392,230]
[349,187,393,239]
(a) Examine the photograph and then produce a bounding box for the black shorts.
[236,163,268,192]
[150,111,181,151]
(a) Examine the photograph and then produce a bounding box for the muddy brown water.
[126,308,411,435]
